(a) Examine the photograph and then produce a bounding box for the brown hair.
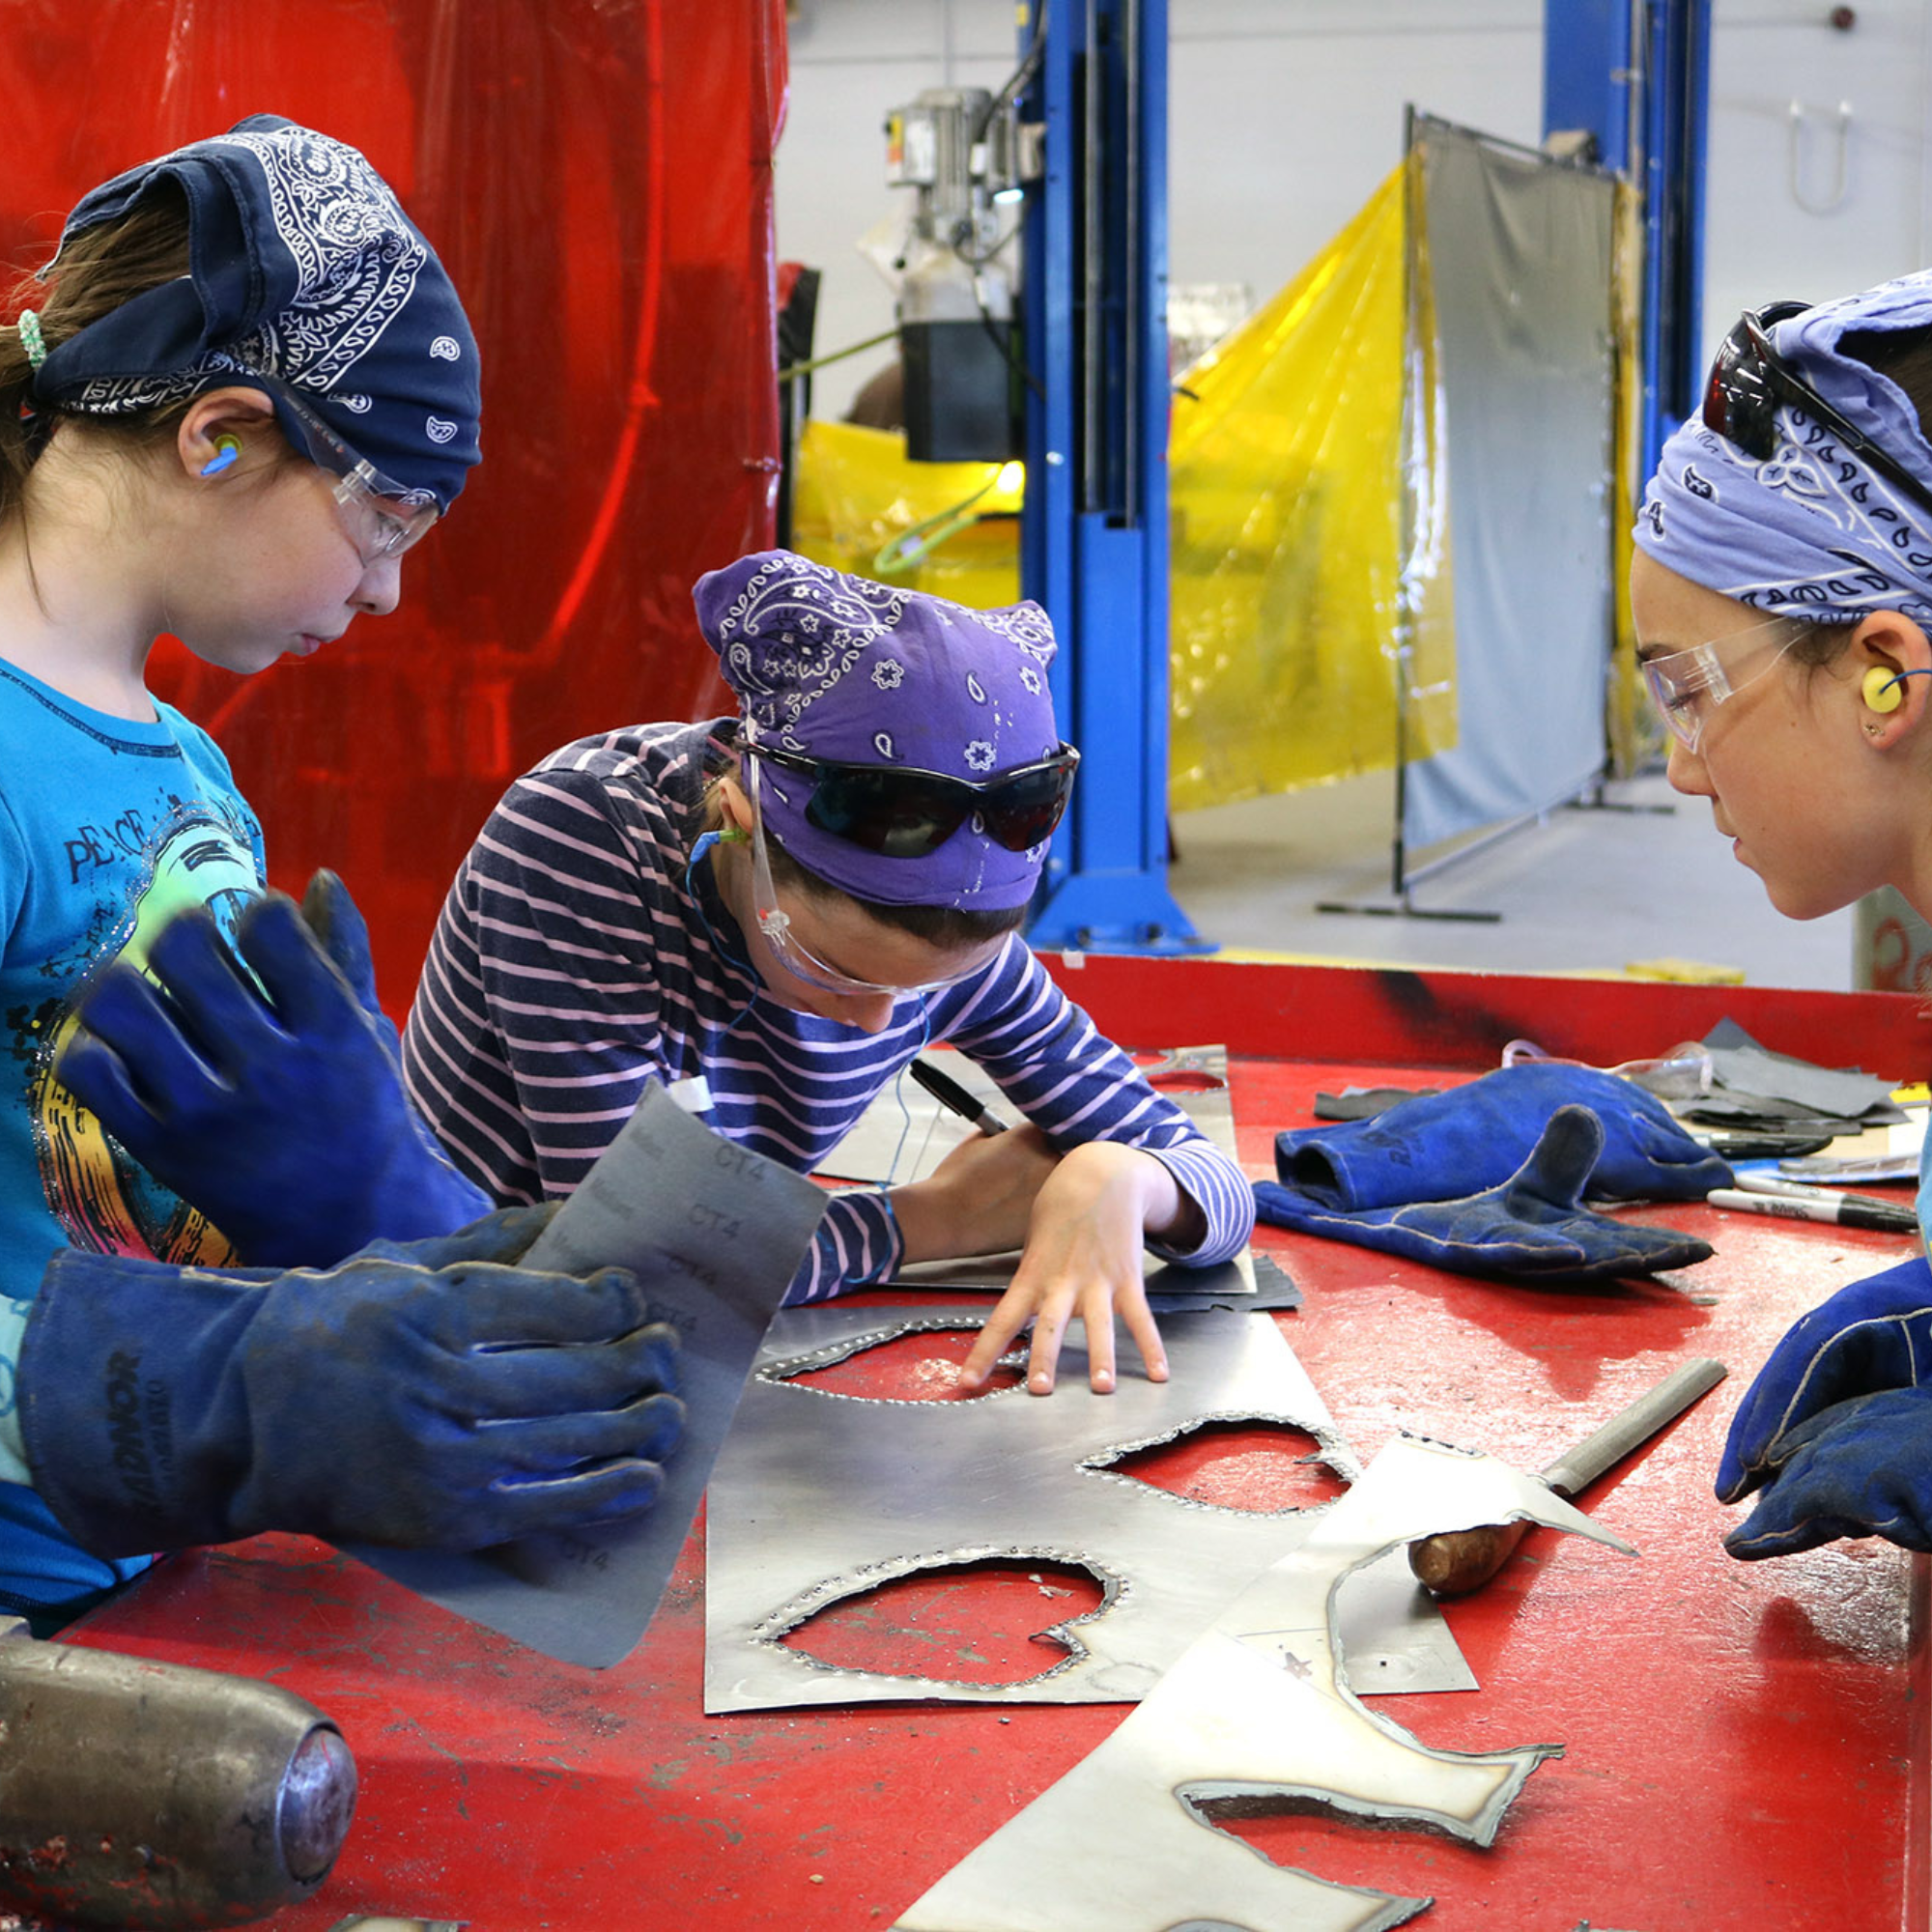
[0,183,196,522]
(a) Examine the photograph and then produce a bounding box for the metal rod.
[1391,102,1420,902]
[1398,783,1597,891]
[1409,105,1616,177]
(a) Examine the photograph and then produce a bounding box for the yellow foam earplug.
[1864,665,1905,712]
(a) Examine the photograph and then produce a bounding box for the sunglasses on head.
[1704,301,1932,524]
[745,740,1080,860]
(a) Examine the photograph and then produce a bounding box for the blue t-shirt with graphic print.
[0,656,265,1613]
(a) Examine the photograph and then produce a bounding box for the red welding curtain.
[0,0,786,1005]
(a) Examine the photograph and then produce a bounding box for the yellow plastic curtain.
[793,160,1468,811]
[789,420,1022,609]
[1169,162,1453,810]
[1607,175,1658,778]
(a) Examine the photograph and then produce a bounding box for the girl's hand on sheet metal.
[956,1143,1179,1397]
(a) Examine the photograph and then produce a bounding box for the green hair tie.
[16,309,44,372]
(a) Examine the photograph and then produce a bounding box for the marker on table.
[907,1057,1009,1138]
[1731,1170,1905,1211]
[1705,1186,1920,1236]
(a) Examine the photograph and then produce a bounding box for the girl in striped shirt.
[403,550,1255,1397]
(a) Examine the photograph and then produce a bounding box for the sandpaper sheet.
[1692,1018,1905,1128]
[355,1082,827,1669]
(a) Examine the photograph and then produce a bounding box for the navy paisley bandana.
[32,114,479,511]
[694,550,1063,910]
[1635,271,1932,628]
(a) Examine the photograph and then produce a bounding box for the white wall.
[777,0,1932,420]
[780,0,1019,422]
[778,0,1545,421]
[1706,0,1932,363]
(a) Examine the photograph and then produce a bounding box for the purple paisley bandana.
[1635,271,1932,628]
[693,550,1063,909]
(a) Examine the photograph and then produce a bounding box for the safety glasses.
[259,375,440,564]
[745,740,1079,860]
[1639,612,1804,753]
[1703,302,1932,525]
[745,755,1006,998]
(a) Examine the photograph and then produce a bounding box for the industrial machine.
[882,83,1034,463]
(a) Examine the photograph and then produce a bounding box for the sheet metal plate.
[355,1083,827,1668]
[893,1434,1634,1932]
[704,1303,1475,1711]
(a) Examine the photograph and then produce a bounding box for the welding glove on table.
[1718,1255,1932,1558]
[18,1207,685,1558]
[1253,1065,1725,1287]
[56,870,490,1267]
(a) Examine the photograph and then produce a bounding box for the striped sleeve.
[927,946,1256,1269]
[402,746,685,1206]
[785,1187,904,1306]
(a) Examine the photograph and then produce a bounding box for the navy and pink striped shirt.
[401,721,1255,1301]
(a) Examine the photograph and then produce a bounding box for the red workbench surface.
[61,959,1932,1930]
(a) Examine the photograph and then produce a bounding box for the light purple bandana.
[1634,270,1932,628]
[693,550,1062,909]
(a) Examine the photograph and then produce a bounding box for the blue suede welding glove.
[18,1207,685,1555]
[1717,1255,1932,1559]
[1721,1390,1932,1557]
[1274,1063,1731,1208]
[57,870,491,1268]
[1253,1104,1715,1286]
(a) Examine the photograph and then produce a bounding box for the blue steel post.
[1544,0,1709,478]
[1543,0,1634,170]
[1641,0,1710,468]
[1019,0,1206,953]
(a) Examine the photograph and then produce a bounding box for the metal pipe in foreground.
[0,1618,356,1928]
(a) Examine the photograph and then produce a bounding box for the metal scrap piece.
[894,1433,1635,1932]
[704,1305,1474,1711]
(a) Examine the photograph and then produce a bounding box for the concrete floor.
[1165,768,1857,991]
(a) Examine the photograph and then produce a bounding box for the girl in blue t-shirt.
[0,113,477,1620]
[0,119,679,1630]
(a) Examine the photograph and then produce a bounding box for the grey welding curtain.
[1400,114,1617,857]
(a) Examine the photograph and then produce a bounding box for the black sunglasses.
[1704,301,1932,523]
[747,741,1080,859]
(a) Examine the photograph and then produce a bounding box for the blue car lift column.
[1019,0,1206,954]
[1544,0,1711,474]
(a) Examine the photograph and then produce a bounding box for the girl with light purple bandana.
[404,549,1258,1398]
[1634,271,1932,1572]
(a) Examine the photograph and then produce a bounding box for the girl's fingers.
[958,1284,1035,1388]
[1026,1295,1075,1395]
[1118,1285,1169,1383]
[1081,1285,1119,1393]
